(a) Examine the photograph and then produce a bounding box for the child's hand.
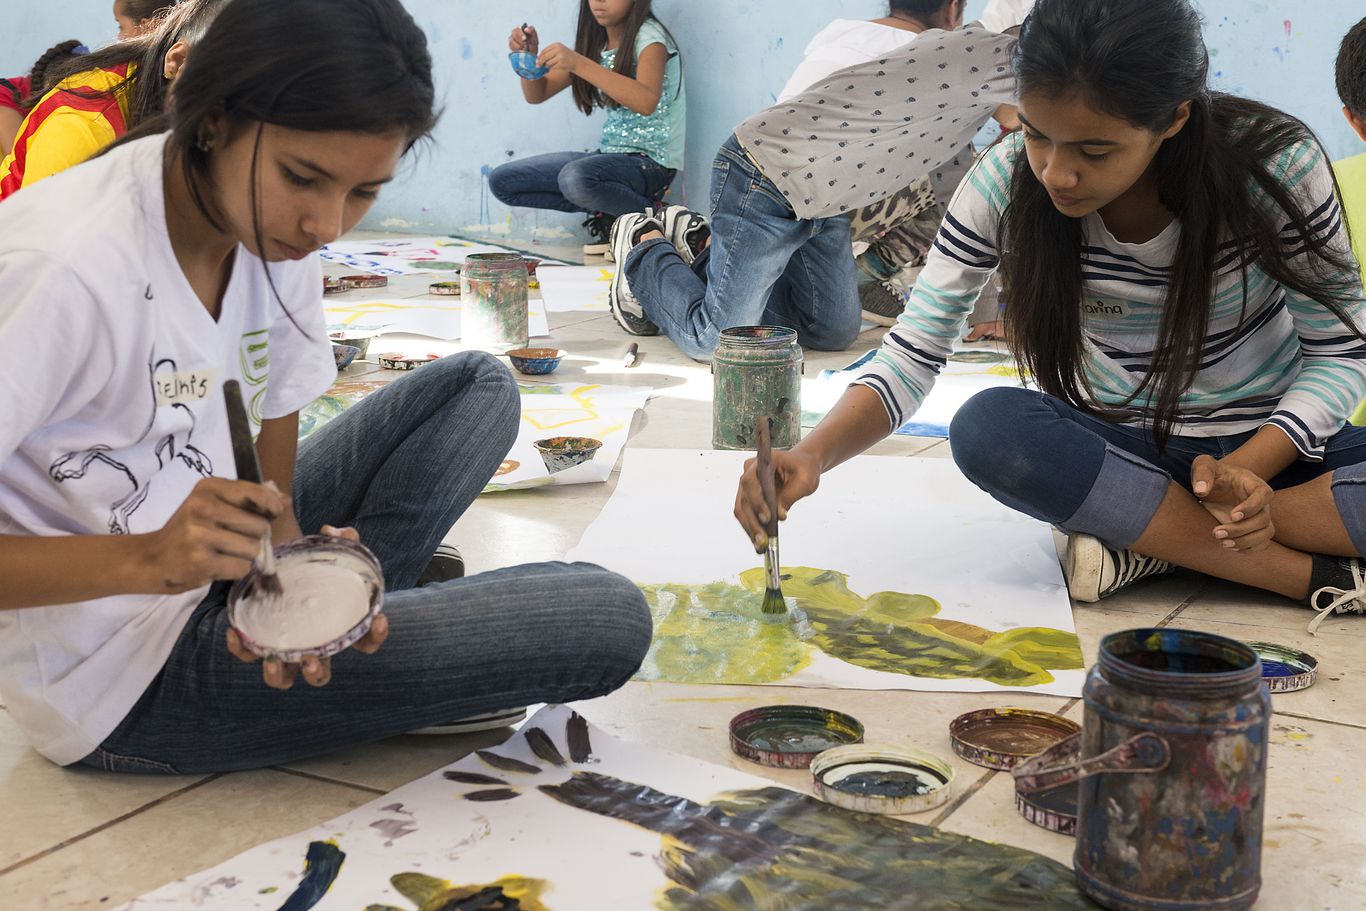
[141,477,284,593]
[1191,454,1275,552]
[509,24,538,54]
[227,614,389,690]
[734,450,822,552]
[537,43,582,76]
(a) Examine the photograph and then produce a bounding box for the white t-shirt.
[777,20,921,103]
[979,0,1035,33]
[0,133,335,765]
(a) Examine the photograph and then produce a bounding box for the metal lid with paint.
[1247,641,1318,693]
[811,744,955,815]
[949,707,1081,771]
[728,706,864,769]
[429,281,462,296]
[1012,732,1081,835]
[344,273,389,289]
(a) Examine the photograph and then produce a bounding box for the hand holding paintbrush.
[755,417,788,617]
[223,381,282,599]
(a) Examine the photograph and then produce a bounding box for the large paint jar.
[462,253,529,351]
[1065,629,1270,911]
[712,326,803,450]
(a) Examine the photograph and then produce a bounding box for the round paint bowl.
[811,744,954,815]
[329,331,375,360]
[1012,731,1080,835]
[509,51,550,80]
[533,436,603,474]
[949,708,1082,771]
[1247,641,1318,693]
[343,273,389,290]
[379,352,440,371]
[728,705,864,769]
[506,347,566,375]
[332,344,361,370]
[323,275,348,295]
[227,535,385,663]
[429,280,462,296]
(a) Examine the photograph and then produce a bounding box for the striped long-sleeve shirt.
[854,132,1366,461]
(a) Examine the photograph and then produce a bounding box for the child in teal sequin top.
[491,0,687,253]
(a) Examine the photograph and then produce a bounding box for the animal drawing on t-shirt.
[48,357,216,534]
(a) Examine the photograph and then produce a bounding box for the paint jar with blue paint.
[712,327,803,451]
[1019,629,1270,911]
[462,253,529,353]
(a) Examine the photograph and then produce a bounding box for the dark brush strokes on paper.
[476,749,542,775]
[463,788,522,802]
[567,712,594,763]
[274,841,345,911]
[443,770,510,786]
[524,727,567,766]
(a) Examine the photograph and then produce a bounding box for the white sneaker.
[411,707,528,735]
[657,204,710,265]
[1064,533,1174,603]
[1308,557,1366,635]
[607,212,663,336]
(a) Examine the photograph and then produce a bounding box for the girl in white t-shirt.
[0,0,650,773]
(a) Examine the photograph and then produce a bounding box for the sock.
[1306,554,1355,606]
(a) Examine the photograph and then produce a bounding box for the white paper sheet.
[324,298,550,342]
[568,450,1084,697]
[535,265,613,312]
[320,238,569,276]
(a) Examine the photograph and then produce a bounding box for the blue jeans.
[623,133,862,361]
[487,150,675,217]
[949,387,1366,554]
[80,353,651,774]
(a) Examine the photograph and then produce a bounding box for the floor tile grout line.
[270,766,389,796]
[928,766,998,828]
[1155,578,1211,627]
[0,774,223,878]
[1273,709,1366,731]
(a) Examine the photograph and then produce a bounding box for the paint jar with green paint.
[712,326,803,450]
[462,253,529,352]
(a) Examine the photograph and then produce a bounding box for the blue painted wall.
[3,1,1362,242]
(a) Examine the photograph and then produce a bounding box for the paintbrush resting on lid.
[223,380,282,598]
[755,416,787,616]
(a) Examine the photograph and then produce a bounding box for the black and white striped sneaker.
[1308,557,1366,634]
[1063,533,1175,603]
[658,204,710,265]
[607,212,662,336]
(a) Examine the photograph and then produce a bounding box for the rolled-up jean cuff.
[1330,463,1366,557]
[1059,443,1172,550]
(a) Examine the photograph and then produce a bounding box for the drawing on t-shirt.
[47,357,216,534]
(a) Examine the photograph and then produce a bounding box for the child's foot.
[1307,555,1366,634]
[657,204,710,265]
[607,212,663,336]
[1063,533,1175,603]
[410,707,529,735]
[858,280,904,327]
[417,543,465,586]
[582,212,614,258]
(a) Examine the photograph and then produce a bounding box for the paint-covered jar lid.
[811,744,955,815]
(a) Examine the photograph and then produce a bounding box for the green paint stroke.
[541,772,1096,910]
[637,567,1082,687]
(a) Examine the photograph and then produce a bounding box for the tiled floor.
[4,232,1363,909]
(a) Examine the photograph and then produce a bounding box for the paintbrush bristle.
[761,584,788,615]
[254,570,283,597]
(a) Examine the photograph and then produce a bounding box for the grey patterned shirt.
[735,23,1017,220]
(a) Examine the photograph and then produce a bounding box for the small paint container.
[344,273,389,290]
[379,353,439,371]
[227,535,384,663]
[1013,733,1081,835]
[332,344,361,370]
[949,707,1081,771]
[728,705,864,769]
[329,331,376,360]
[1247,641,1318,693]
[506,347,566,375]
[429,280,462,296]
[811,744,954,815]
[509,51,550,80]
[534,436,602,474]
[323,275,348,295]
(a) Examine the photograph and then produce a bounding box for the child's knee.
[556,161,598,208]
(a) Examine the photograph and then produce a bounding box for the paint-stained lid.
[949,708,1081,771]
[729,705,864,769]
[1012,732,1081,836]
[811,744,954,815]
[1247,641,1318,693]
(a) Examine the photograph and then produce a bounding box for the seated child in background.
[0,0,225,200]
[489,0,686,256]
[0,41,86,156]
[114,0,179,39]
[1335,16,1366,424]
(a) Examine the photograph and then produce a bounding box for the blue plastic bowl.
[333,344,361,370]
[506,347,566,375]
[509,51,550,80]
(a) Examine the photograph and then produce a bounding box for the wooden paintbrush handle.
[755,417,778,539]
[223,380,263,484]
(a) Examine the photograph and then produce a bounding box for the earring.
[197,135,214,152]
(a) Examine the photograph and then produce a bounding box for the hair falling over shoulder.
[570,0,678,115]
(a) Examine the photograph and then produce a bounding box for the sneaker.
[1063,533,1174,603]
[859,280,905,327]
[582,212,614,257]
[1307,557,1366,634]
[417,543,465,586]
[411,707,529,735]
[657,204,711,265]
[607,212,663,336]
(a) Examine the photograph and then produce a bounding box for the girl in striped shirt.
[736,0,1366,631]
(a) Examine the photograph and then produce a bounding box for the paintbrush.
[223,380,282,599]
[755,416,787,616]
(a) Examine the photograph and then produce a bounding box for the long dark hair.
[571,0,677,115]
[30,0,225,122]
[1000,0,1363,447]
[24,40,87,101]
[122,0,178,20]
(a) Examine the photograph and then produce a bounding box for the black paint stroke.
[567,712,594,763]
[274,841,345,911]
[464,788,522,802]
[443,771,509,786]
[476,750,541,775]
[524,727,566,767]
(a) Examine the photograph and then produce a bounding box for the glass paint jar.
[711,326,803,450]
[461,253,529,351]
